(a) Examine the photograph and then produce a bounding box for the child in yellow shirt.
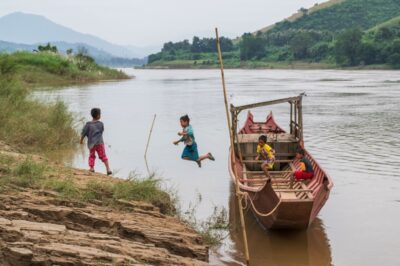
[256,135,275,178]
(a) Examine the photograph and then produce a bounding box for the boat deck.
[241,162,313,201]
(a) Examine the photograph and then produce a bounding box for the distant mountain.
[0,12,152,59]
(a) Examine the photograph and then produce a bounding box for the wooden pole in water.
[215,28,250,266]
[144,114,157,175]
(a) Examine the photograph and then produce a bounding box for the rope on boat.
[240,191,282,218]
[239,192,248,210]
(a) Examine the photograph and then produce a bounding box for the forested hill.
[268,0,400,33]
[146,0,400,69]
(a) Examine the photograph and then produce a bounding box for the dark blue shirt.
[81,121,104,149]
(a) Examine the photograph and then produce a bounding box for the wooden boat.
[228,94,333,229]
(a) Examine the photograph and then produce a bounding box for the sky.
[0,0,327,47]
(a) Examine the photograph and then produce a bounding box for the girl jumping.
[173,115,215,167]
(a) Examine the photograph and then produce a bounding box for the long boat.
[228,94,333,229]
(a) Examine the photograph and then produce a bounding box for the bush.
[12,159,47,188]
[44,178,80,198]
[113,174,174,214]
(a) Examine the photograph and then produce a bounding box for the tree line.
[147,22,400,69]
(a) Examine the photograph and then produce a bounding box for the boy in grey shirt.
[80,108,112,175]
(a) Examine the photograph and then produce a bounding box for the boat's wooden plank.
[278,192,298,200]
[242,160,293,164]
[244,152,296,157]
[274,189,313,192]
[243,171,293,174]
[236,133,297,143]
[240,178,293,183]
[231,95,303,112]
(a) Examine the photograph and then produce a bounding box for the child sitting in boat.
[256,135,275,178]
[80,108,112,175]
[293,148,314,181]
[173,114,215,167]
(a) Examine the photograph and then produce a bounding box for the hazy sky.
[0,0,327,46]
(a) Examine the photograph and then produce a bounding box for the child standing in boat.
[80,108,112,175]
[256,135,275,178]
[173,115,215,167]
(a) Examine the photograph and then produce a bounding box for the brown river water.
[36,69,400,266]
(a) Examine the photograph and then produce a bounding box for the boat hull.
[248,183,314,229]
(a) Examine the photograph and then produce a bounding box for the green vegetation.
[178,193,229,247]
[0,155,175,215]
[147,36,234,67]
[270,0,400,33]
[0,48,131,152]
[0,51,129,88]
[84,173,175,215]
[0,75,77,152]
[146,0,400,69]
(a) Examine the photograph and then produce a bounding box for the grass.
[0,76,78,152]
[12,158,48,187]
[0,50,129,152]
[0,51,129,88]
[0,155,176,215]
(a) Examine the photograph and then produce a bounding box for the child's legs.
[261,162,271,177]
[95,144,110,170]
[89,147,96,169]
[198,154,209,162]
[294,170,313,180]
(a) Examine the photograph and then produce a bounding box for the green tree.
[37,43,58,53]
[289,32,315,59]
[387,39,400,68]
[191,36,201,53]
[239,33,266,60]
[359,41,378,65]
[310,42,332,61]
[335,28,364,66]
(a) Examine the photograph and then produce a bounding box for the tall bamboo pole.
[144,114,157,175]
[215,28,250,265]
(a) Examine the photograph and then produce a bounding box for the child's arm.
[80,124,88,144]
[175,129,188,144]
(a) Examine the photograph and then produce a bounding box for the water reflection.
[222,185,332,266]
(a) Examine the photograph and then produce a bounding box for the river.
[35,69,400,266]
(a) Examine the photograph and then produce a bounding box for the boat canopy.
[230,93,305,142]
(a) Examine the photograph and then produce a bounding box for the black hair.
[296,148,305,156]
[180,114,190,123]
[91,108,101,119]
[259,135,267,142]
